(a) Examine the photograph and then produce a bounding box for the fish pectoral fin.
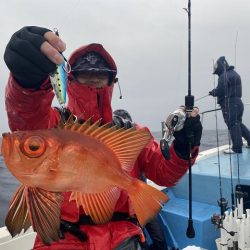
[128,180,168,226]
[5,185,31,237]
[26,187,63,245]
[70,187,121,224]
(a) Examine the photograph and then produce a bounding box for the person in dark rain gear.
[3,26,202,250]
[209,56,250,154]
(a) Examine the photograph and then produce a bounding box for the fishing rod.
[226,68,246,234]
[221,62,244,249]
[212,59,225,215]
[200,108,221,124]
[232,32,245,213]
[194,94,209,102]
[183,0,195,238]
[200,108,221,115]
[231,32,242,205]
[210,60,233,245]
[234,31,238,69]
[222,60,242,214]
[160,0,195,237]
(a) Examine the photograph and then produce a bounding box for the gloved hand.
[4,26,65,89]
[112,115,134,129]
[112,109,135,129]
[209,89,216,97]
[173,111,203,160]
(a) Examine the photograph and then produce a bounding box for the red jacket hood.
[66,43,117,124]
[68,43,117,83]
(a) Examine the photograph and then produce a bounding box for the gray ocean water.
[0,129,229,227]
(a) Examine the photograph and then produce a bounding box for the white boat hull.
[0,227,36,250]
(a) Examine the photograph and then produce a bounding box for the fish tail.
[128,180,168,226]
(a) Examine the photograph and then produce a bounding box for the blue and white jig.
[49,28,71,121]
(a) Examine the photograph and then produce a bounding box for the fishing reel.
[211,213,235,237]
[211,213,236,237]
[211,198,228,229]
[235,185,248,202]
[160,106,186,160]
[211,198,236,237]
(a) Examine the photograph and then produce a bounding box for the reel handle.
[160,108,186,160]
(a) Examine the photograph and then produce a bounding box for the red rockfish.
[1,119,168,244]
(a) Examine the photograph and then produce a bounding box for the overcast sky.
[1,0,250,134]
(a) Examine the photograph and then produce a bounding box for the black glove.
[4,26,56,89]
[59,220,88,241]
[112,109,135,129]
[173,115,203,159]
[209,89,216,97]
[112,115,134,129]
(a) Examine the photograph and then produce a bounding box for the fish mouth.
[2,132,11,139]
[1,132,13,158]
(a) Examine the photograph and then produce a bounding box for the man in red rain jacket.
[4,26,202,250]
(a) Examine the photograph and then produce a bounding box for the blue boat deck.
[174,145,250,205]
[159,145,250,249]
[161,189,219,249]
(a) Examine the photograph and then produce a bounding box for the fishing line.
[233,31,241,186]
[53,28,71,72]
[49,0,81,59]
[234,31,238,69]
[56,0,81,32]
[224,31,242,211]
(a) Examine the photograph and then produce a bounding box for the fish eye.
[20,136,46,158]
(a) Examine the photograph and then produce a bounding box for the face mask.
[66,79,114,124]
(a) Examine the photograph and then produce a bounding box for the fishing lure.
[49,28,71,120]
[50,62,68,107]
[50,60,70,107]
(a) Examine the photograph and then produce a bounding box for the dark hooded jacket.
[212,56,242,105]
[5,43,197,250]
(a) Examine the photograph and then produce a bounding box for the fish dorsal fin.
[70,187,121,224]
[26,187,62,245]
[62,119,152,172]
[5,185,31,237]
